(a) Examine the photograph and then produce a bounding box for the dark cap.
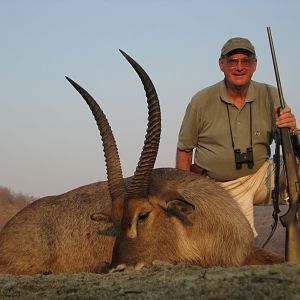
[221,37,256,56]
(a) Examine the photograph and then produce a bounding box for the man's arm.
[176,149,193,170]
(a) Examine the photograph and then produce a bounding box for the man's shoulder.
[251,80,277,92]
[190,81,223,106]
[251,80,279,104]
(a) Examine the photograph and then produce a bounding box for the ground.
[0,206,299,299]
[1,262,299,299]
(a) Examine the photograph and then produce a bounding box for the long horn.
[119,50,161,199]
[65,76,126,201]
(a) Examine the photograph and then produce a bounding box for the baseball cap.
[221,37,256,56]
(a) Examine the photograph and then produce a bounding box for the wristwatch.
[291,128,299,135]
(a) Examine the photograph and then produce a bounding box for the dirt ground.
[1,262,300,300]
[254,205,286,256]
[1,206,299,300]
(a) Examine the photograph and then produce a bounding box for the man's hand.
[274,106,297,134]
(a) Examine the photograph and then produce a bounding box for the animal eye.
[138,211,150,222]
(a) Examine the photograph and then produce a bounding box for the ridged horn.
[119,50,161,199]
[65,76,126,201]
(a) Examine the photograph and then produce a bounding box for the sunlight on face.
[219,53,257,88]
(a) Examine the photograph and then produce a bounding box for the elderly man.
[176,37,300,235]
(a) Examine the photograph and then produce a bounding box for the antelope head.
[66,50,162,268]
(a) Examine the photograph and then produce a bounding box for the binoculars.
[234,147,254,170]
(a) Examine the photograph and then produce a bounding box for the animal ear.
[90,211,112,223]
[166,199,195,215]
[90,206,112,223]
[164,190,195,216]
[91,210,118,237]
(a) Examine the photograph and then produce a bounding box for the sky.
[1,0,300,198]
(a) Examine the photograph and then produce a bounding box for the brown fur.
[0,168,283,275]
[243,246,284,265]
[0,181,114,274]
[111,168,254,268]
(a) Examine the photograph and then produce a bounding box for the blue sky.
[1,0,300,197]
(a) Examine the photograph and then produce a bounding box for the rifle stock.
[279,127,300,261]
[267,26,300,262]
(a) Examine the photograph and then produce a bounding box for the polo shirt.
[177,80,280,181]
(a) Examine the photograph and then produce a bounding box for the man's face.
[219,52,257,88]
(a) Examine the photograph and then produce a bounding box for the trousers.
[217,160,287,237]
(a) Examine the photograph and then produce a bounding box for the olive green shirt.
[177,80,280,181]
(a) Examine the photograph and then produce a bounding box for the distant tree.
[0,186,36,230]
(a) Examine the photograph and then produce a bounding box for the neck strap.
[226,103,253,149]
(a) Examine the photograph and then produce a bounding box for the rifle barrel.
[267,27,285,109]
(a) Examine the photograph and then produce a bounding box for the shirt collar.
[220,80,256,104]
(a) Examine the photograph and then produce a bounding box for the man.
[176,37,300,235]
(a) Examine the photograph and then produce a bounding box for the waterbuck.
[0,51,282,275]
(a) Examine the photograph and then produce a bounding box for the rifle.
[267,26,300,262]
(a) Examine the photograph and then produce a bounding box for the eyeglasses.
[226,58,254,68]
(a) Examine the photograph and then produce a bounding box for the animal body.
[0,169,254,274]
[0,51,283,275]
